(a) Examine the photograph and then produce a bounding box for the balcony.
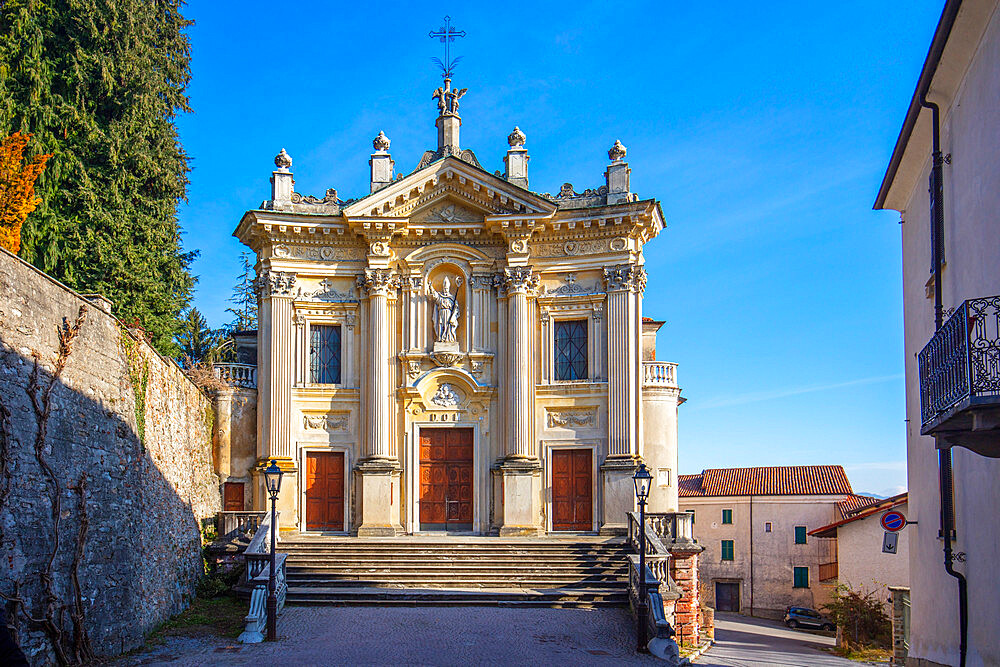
[918,295,1000,457]
[213,363,257,389]
[643,361,678,388]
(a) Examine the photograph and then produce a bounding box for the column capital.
[603,263,646,293]
[502,266,538,294]
[357,269,400,296]
[256,270,297,298]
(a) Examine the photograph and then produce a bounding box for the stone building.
[223,77,682,536]
[874,0,1000,664]
[678,466,857,618]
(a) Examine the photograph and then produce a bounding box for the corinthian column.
[504,266,536,459]
[358,269,399,460]
[356,268,401,536]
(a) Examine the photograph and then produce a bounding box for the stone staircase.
[279,536,629,607]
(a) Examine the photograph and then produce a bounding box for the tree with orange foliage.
[0,132,51,254]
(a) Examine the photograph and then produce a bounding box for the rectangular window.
[793,566,809,588]
[795,526,807,544]
[721,540,734,561]
[764,522,772,533]
[309,325,342,384]
[554,319,588,381]
[722,508,733,524]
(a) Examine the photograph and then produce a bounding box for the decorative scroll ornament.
[373,131,391,152]
[303,414,349,431]
[558,183,576,198]
[291,188,339,206]
[274,148,292,170]
[503,266,537,293]
[544,273,599,296]
[469,273,495,289]
[257,270,296,297]
[357,269,400,296]
[427,275,462,343]
[608,139,627,161]
[547,410,596,429]
[603,264,646,293]
[299,278,355,302]
[508,126,526,148]
[369,240,391,256]
[430,383,461,407]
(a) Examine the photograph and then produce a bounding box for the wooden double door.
[552,449,593,531]
[305,451,345,532]
[419,428,473,531]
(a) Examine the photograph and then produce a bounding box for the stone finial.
[274,148,292,171]
[508,126,526,148]
[608,140,627,162]
[373,131,391,152]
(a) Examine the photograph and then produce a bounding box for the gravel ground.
[115,605,662,666]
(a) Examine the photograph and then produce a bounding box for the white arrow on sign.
[882,531,898,554]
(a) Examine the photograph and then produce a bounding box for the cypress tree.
[0,0,196,354]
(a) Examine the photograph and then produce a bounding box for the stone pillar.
[889,586,910,666]
[600,263,646,533]
[504,127,529,189]
[270,149,293,209]
[668,545,702,647]
[356,268,400,536]
[497,266,542,536]
[255,269,298,523]
[643,377,681,513]
[605,140,632,205]
[369,131,394,193]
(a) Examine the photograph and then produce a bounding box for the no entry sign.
[881,510,906,532]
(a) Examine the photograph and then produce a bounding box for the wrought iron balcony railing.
[918,295,1000,432]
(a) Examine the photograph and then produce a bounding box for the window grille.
[554,319,588,381]
[310,325,342,384]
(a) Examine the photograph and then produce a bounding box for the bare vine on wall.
[0,306,95,665]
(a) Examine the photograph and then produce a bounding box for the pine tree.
[175,307,224,365]
[0,131,51,253]
[226,251,258,330]
[0,0,196,354]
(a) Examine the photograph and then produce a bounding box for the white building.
[874,0,1000,665]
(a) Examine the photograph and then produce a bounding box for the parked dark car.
[783,606,834,631]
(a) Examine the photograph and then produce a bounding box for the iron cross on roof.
[429,15,466,79]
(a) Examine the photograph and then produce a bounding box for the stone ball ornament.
[274,148,292,170]
[608,139,627,161]
[507,126,526,148]
[373,131,391,152]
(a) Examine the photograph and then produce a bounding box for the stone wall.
[0,249,221,664]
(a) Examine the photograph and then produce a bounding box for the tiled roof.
[810,492,908,538]
[678,466,853,497]
[838,494,885,518]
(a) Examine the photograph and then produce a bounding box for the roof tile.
[678,466,853,497]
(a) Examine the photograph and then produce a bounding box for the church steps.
[285,587,628,607]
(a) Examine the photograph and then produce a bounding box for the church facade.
[233,78,681,536]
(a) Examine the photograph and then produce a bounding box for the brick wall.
[0,249,221,663]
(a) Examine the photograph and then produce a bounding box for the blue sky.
[177,1,945,496]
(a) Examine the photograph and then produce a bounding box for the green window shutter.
[793,567,809,588]
[795,526,807,544]
[722,509,733,524]
[721,540,734,561]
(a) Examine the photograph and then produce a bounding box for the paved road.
[699,613,860,666]
[117,605,662,666]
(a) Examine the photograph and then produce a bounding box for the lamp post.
[262,460,283,642]
[633,462,653,653]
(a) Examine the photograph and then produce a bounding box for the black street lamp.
[633,462,653,653]
[263,459,283,643]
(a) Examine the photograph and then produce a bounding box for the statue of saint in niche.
[427,276,461,343]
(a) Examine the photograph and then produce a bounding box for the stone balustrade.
[237,510,286,644]
[216,511,267,539]
[213,363,257,389]
[642,361,677,387]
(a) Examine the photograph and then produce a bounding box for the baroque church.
[229,73,682,537]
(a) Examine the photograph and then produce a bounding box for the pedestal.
[600,456,639,535]
[356,458,400,537]
[497,458,543,536]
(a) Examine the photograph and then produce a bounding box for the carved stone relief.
[546,409,597,429]
[303,414,349,431]
[430,383,461,407]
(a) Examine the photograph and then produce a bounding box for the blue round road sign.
[881,510,906,532]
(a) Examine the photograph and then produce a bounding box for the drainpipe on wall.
[921,91,968,667]
[749,494,754,616]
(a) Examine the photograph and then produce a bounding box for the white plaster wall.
[895,5,1000,665]
[642,387,680,512]
[680,496,840,618]
[836,503,909,609]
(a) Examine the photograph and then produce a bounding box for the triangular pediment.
[342,156,556,221]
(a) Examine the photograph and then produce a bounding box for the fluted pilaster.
[504,267,537,459]
[258,270,296,459]
[359,269,399,459]
[603,264,646,458]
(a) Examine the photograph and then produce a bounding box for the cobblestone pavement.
[116,605,662,666]
[698,613,863,666]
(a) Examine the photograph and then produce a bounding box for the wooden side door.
[715,582,740,612]
[551,449,593,531]
[420,428,473,530]
[305,451,345,531]
[223,482,244,511]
